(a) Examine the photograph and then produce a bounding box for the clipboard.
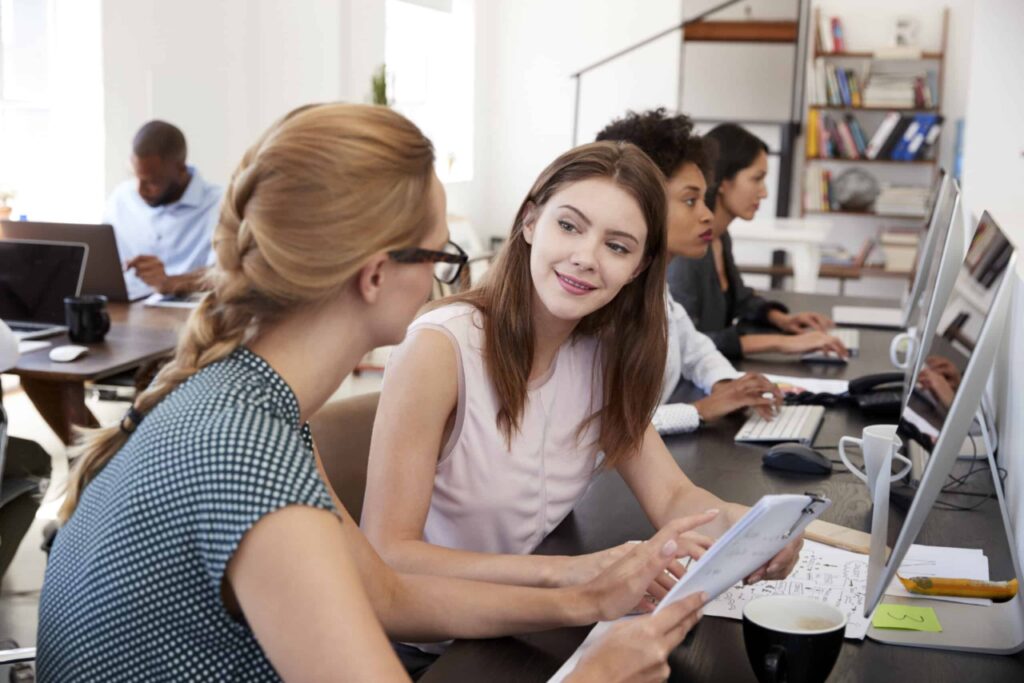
[655,494,832,612]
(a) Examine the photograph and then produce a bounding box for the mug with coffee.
[743,595,846,683]
[64,295,110,344]
[839,424,912,489]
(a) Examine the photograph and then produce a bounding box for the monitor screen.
[0,240,86,324]
[903,171,951,326]
[866,212,1017,615]
[899,211,1013,459]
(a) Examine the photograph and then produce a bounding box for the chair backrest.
[309,392,380,524]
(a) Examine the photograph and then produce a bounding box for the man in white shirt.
[104,121,223,296]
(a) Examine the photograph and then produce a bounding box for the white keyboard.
[734,405,825,445]
[830,328,860,352]
[801,327,860,363]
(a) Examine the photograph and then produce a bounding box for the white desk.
[729,217,831,293]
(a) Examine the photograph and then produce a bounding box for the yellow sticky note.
[872,604,943,632]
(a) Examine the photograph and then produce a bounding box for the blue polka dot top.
[38,347,337,681]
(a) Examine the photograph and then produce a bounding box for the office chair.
[0,404,39,679]
[309,392,380,523]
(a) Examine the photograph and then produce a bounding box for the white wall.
[468,0,682,239]
[959,0,1024,567]
[101,0,385,198]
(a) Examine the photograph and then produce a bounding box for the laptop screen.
[0,240,87,324]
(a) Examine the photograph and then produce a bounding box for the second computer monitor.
[864,211,1020,652]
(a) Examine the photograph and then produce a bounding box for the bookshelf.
[802,7,949,219]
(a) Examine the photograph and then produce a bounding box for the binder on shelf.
[865,112,901,159]
[890,116,923,161]
[917,118,943,160]
[878,116,913,160]
[904,114,941,160]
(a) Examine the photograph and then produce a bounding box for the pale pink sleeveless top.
[404,303,604,556]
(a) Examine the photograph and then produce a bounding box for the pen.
[897,574,1019,600]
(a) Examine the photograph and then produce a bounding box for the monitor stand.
[867,409,1024,653]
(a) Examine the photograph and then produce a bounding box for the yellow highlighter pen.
[897,574,1019,601]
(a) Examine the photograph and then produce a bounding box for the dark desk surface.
[422,292,1024,683]
[11,303,183,382]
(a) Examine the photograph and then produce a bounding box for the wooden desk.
[421,292,1024,682]
[6,303,185,443]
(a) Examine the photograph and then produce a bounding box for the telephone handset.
[848,371,905,417]
[848,371,904,396]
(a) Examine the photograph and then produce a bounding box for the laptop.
[0,239,88,340]
[0,221,150,302]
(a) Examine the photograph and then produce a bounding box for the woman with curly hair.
[596,109,782,433]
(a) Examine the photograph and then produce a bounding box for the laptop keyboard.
[735,405,825,445]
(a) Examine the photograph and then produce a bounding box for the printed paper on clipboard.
[655,494,831,613]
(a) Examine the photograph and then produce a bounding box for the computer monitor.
[901,170,953,329]
[864,211,1022,653]
[891,180,964,410]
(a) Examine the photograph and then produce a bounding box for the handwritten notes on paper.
[701,540,990,640]
[872,604,943,632]
[703,539,873,639]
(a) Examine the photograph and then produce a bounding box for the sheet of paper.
[872,604,943,632]
[886,545,991,606]
[144,292,202,309]
[765,373,849,396]
[702,539,873,639]
[17,340,51,354]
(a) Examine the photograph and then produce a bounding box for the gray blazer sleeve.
[667,251,745,359]
[722,232,788,326]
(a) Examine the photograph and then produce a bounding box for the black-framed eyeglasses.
[388,240,468,284]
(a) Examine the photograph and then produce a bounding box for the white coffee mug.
[889,329,918,369]
[839,424,911,488]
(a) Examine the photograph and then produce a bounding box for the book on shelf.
[874,185,931,218]
[811,62,866,107]
[817,11,834,53]
[845,115,869,156]
[862,65,938,109]
[803,168,839,212]
[830,17,846,52]
[807,108,819,157]
[879,228,921,272]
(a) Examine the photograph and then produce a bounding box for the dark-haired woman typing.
[668,124,848,360]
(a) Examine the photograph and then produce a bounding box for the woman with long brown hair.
[362,140,803,667]
[37,105,712,682]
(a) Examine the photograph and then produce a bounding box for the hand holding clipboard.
[655,494,832,612]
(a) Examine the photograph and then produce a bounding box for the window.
[385,0,474,183]
[0,0,103,222]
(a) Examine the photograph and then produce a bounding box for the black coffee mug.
[64,295,110,344]
[743,596,846,683]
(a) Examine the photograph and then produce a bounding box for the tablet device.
[655,494,832,612]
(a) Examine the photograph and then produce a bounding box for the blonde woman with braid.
[36,104,713,683]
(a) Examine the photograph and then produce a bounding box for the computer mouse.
[762,442,832,475]
[49,344,89,363]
